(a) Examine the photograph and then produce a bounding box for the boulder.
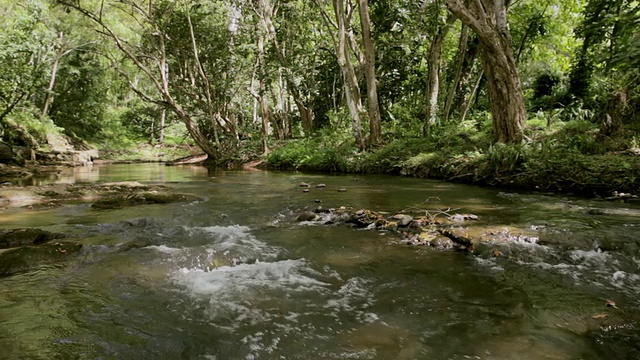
[296,211,318,222]
[0,242,82,276]
[346,209,379,228]
[0,142,14,163]
[91,192,199,209]
[0,228,67,249]
[392,214,414,227]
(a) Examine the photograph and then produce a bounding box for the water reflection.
[14,163,210,186]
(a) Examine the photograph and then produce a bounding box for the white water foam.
[146,245,183,254]
[174,259,330,296]
[187,225,281,261]
[171,258,379,359]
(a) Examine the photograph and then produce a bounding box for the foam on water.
[170,257,380,359]
[475,242,640,300]
[185,225,282,261]
[174,259,330,296]
[146,245,183,254]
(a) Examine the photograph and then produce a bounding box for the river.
[0,163,638,359]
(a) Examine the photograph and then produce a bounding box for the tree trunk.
[424,14,456,136]
[453,35,480,116]
[257,29,270,153]
[158,108,165,144]
[357,0,381,146]
[460,70,483,122]
[334,0,365,149]
[445,0,525,143]
[41,33,64,119]
[258,0,314,135]
[443,25,469,123]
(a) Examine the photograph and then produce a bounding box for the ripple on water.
[169,256,385,359]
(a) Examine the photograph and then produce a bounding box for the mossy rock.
[91,192,200,209]
[0,228,67,249]
[0,242,82,276]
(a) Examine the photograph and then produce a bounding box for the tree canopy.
[0,0,637,162]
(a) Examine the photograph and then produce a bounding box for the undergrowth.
[264,119,640,196]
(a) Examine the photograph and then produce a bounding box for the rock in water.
[0,242,82,276]
[297,211,318,222]
[0,228,67,249]
[392,214,414,227]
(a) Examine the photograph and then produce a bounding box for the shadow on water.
[0,164,639,359]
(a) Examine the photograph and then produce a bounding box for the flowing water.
[0,163,639,359]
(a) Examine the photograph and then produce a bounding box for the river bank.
[262,128,640,199]
[2,125,639,200]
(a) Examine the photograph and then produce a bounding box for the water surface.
[0,163,638,359]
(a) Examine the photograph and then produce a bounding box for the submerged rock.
[91,192,199,209]
[0,241,82,276]
[0,228,66,249]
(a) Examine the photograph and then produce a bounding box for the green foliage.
[2,109,65,148]
[48,49,110,140]
[266,129,357,172]
[360,138,432,173]
[0,0,55,122]
[568,0,639,120]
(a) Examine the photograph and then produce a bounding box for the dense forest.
[1,0,639,194]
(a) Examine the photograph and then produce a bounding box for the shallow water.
[0,163,639,359]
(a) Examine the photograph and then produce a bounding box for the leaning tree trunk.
[445,0,525,143]
[443,24,469,123]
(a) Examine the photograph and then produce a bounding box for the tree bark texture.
[357,0,381,146]
[257,30,270,153]
[333,0,365,149]
[445,0,526,143]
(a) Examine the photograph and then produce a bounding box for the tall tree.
[255,0,315,136]
[445,0,526,143]
[357,0,381,145]
[315,0,366,149]
[424,7,455,136]
[58,0,244,159]
[0,1,53,126]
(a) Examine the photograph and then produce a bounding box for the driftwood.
[166,153,208,165]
